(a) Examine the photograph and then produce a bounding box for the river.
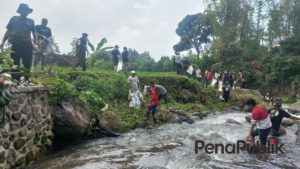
[29,106,300,169]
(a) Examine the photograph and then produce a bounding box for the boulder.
[167,113,181,124]
[200,110,210,117]
[281,118,297,126]
[135,121,156,129]
[170,109,195,124]
[212,110,222,115]
[245,114,252,123]
[226,119,242,125]
[190,112,203,119]
[296,121,300,145]
[46,53,77,67]
[190,116,201,121]
[181,89,192,103]
[288,102,300,114]
[233,100,245,109]
[229,106,241,111]
[99,111,122,133]
[53,98,91,142]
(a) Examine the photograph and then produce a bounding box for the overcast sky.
[0,0,204,61]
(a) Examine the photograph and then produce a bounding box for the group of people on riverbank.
[127,71,169,124]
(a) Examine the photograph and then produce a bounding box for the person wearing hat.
[267,101,300,137]
[127,70,140,106]
[122,47,130,75]
[111,45,120,74]
[33,18,52,70]
[0,3,38,86]
[75,33,89,71]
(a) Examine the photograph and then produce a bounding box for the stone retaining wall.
[0,86,53,169]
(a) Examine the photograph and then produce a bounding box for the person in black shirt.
[75,33,89,71]
[122,47,130,75]
[230,72,235,88]
[222,84,231,110]
[268,102,300,136]
[111,45,120,74]
[1,3,38,86]
[33,18,52,70]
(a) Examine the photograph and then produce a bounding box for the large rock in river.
[53,98,91,142]
[99,111,122,133]
[245,114,252,123]
[288,102,300,114]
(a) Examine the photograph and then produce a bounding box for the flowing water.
[29,110,300,169]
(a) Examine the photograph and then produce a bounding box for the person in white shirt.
[214,72,219,88]
[196,67,202,82]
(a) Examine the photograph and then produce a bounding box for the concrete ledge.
[10,86,49,93]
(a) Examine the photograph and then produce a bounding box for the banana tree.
[0,51,30,126]
[86,38,114,67]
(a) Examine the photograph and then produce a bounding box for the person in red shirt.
[245,98,272,149]
[209,69,214,85]
[144,87,159,124]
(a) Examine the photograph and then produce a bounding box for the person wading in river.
[1,3,38,86]
[144,86,159,124]
[221,83,230,110]
[245,98,272,150]
[268,101,300,137]
[150,82,169,111]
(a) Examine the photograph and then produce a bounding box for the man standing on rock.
[144,86,159,124]
[221,83,230,110]
[122,47,130,75]
[75,33,89,71]
[127,70,140,106]
[1,3,38,86]
[245,98,272,150]
[150,82,169,111]
[111,45,120,74]
[268,101,300,136]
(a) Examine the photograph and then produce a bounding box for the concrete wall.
[0,86,53,169]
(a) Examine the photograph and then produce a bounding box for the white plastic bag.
[117,61,123,73]
[211,79,217,86]
[218,81,223,91]
[129,91,143,109]
[187,65,193,75]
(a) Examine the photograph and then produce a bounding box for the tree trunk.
[196,50,200,59]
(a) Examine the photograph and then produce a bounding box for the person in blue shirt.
[33,18,52,70]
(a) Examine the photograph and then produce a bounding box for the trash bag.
[187,65,193,75]
[218,81,223,91]
[129,91,144,109]
[117,61,123,73]
[220,95,224,100]
[211,79,217,86]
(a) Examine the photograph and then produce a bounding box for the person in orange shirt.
[204,69,210,88]
[144,87,159,124]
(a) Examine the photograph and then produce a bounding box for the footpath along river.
[29,104,300,169]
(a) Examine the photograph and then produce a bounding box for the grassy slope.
[29,66,261,132]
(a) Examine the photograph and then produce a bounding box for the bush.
[80,91,105,115]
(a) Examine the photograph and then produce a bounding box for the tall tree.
[173,13,212,58]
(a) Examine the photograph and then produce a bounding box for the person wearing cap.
[122,47,130,75]
[144,86,159,124]
[0,3,38,86]
[111,45,120,74]
[75,33,89,71]
[267,101,300,137]
[127,70,140,106]
[33,18,52,70]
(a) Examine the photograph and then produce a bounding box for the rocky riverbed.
[29,108,300,169]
